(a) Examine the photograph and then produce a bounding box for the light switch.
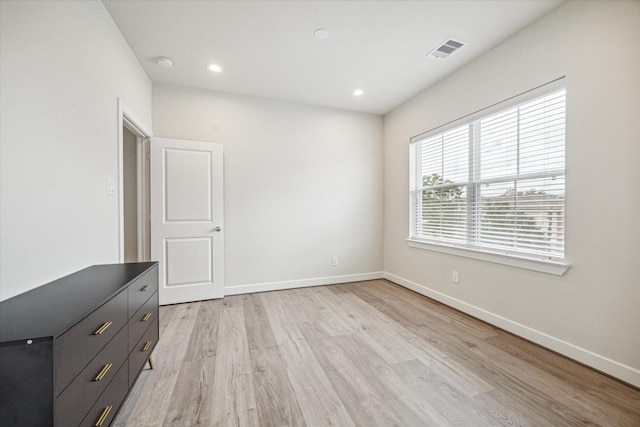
[106,179,116,196]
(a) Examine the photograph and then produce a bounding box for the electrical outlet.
[452,270,459,284]
[332,256,338,266]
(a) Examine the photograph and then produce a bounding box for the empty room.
[0,1,639,426]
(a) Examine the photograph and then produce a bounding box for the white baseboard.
[224,271,385,296]
[384,272,640,389]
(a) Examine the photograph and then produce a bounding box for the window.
[409,80,566,267]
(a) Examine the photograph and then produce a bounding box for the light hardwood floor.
[113,280,640,426]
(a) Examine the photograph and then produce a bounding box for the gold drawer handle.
[93,363,113,381]
[94,321,112,335]
[142,341,152,352]
[94,405,112,427]
[142,312,152,321]
[141,284,150,291]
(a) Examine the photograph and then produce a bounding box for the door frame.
[117,98,153,263]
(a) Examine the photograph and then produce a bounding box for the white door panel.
[164,148,212,221]
[151,137,224,305]
[165,237,212,286]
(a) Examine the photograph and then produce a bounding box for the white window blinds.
[410,80,566,260]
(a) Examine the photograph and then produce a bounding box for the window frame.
[408,78,569,275]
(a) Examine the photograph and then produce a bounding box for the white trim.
[384,272,640,389]
[407,239,570,276]
[142,138,151,261]
[122,104,152,138]
[224,272,385,296]
[117,99,152,263]
[135,137,144,261]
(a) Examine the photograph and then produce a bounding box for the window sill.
[406,239,570,276]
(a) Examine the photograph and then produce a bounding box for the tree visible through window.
[410,81,566,260]
[421,173,465,241]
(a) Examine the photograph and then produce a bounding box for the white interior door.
[150,137,224,305]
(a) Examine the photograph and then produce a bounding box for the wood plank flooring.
[113,280,640,427]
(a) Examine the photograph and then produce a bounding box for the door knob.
[213,226,222,232]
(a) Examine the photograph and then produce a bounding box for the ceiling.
[103,0,564,115]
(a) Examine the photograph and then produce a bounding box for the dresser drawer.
[128,291,158,354]
[129,316,158,388]
[127,268,158,318]
[55,326,127,427]
[56,289,128,394]
[78,362,128,427]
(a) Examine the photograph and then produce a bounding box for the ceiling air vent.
[428,38,466,60]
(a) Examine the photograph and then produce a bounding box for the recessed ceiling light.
[353,89,364,97]
[314,29,330,40]
[207,63,223,73]
[156,56,173,69]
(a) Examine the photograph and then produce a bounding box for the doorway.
[118,99,152,263]
[122,127,149,261]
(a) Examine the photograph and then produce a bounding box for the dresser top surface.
[0,262,157,343]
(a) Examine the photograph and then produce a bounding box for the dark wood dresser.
[0,262,159,427]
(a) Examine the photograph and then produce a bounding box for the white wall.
[383,1,640,386]
[0,1,152,300]
[153,84,383,293]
